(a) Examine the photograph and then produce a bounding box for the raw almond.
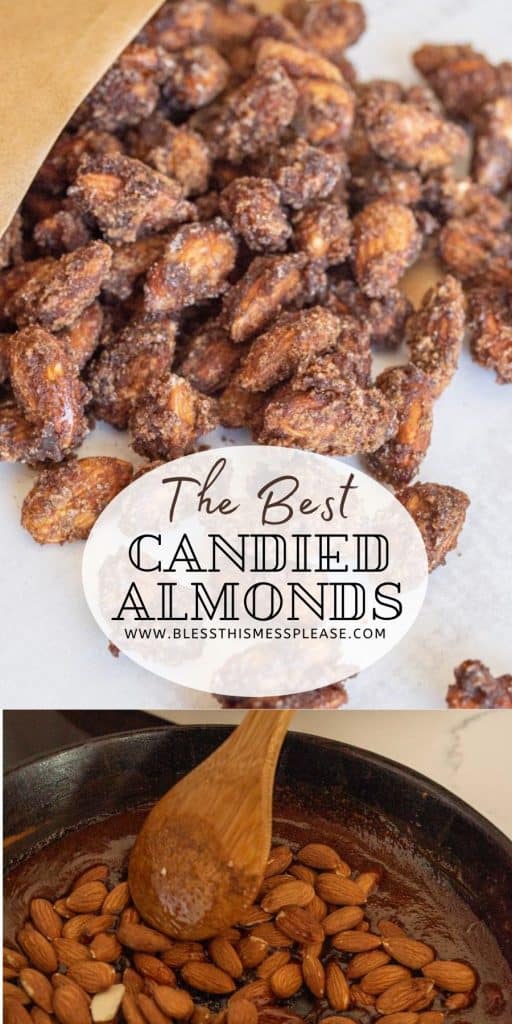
[53,938,92,967]
[356,871,381,897]
[383,937,435,969]
[378,920,407,938]
[227,998,258,1024]
[360,964,411,994]
[260,874,294,896]
[102,881,130,914]
[132,953,176,985]
[319,1018,353,1024]
[296,844,344,871]
[289,864,317,885]
[137,993,168,1024]
[53,900,73,920]
[350,983,375,1008]
[66,883,108,914]
[16,928,57,975]
[4,981,30,1003]
[4,1002,32,1024]
[323,907,364,935]
[161,942,206,967]
[444,992,471,1009]
[237,907,272,927]
[117,922,172,955]
[4,949,29,972]
[72,866,109,889]
[258,1010,303,1024]
[422,960,477,993]
[275,907,324,945]
[209,938,243,978]
[85,916,117,939]
[238,936,269,969]
[264,847,293,878]
[302,954,325,998]
[31,1008,54,1024]
[376,979,435,1015]
[30,899,62,940]
[325,962,350,1011]
[90,933,122,963]
[19,967,53,1011]
[3,967,19,981]
[122,992,146,1024]
[192,1006,213,1024]
[123,967,145,995]
[53,982,93,1024]
[262,881,315,914]
[308,895,327,921]
[270,963,303,999]
[250,923,293,948]
[229,979,272,1006]
[315,874,366,906]
[67,960,116,993]
[347,949,390,979]
[62,915,94,941]
[331,930,381,953]
[181,962,235,995]
[152,984,194,1018]
[90,983,126,1022]
[256,951,290,979]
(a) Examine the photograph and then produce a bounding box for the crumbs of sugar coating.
[222,253,307,343]
[70,154,194,245]
[447,659,512,709]
[87,317,178,428]
[366,364,434,486]
[0,400,44,463]
[397,481,469,572]
[467,284,512,384]
[21,457,134,544]
[144,218,237,315]
[438,210,512,282]
[130,372,218,459]
[220,177,291,253]
[292,200,352,266]
[178,320,245,393]
[349,158,422,209]
[9,242,112,331]
[351,199,422,298]
[406,275,465,396]
[238,306,341,392]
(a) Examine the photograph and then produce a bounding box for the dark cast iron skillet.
[4,725,512,1005]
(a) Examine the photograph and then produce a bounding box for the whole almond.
[90,983,125,1022]
[31,1008,54,1024]
[289,864,317,885]
[85,916,117,940]
[68,960,116,993]
[378,920,408,939]
[4,949,29,972]
[53,900,73,920]
[260,874,294,896]
[102,882,130,915]
[30,899,62,940]
[262,881,315,914]
[209,938,243,978]
[4,1002,32,1024]
[275,907,324,945]
[444,993,471,1010]
[66,883,108,914]
[323,908,365,935]
[17,928,57,975]
[308,895,327,921]
[347,950,390,979]
[4,982,30,1003]
[192,1005,213,1024]
[229,979,272,1006]
[181,962,235,995]
[123,967,145,996]
[238,936,269,969]
[90,933,122,964]
[19,968,53,1011]
[53,983,92,1024]
[227,998,258,1024]
[422,960,476,993]
[383,938,435,970]
[256,951,291,979]
[122,992,146,1024]
[264,847,293,878]
[117,922,171,955]
[325,962,349,1011]
[270,963,303,999]
[121,909,140,927]
[137,993,168,1024]
[62,915,94,941]
[297,844,344,871]
[72,866,109,890]
[258,1010,303,1024]
[54,938,92,967]
[302,954,325,998]
[356,871,381,897]
[315,874,366,906]
[250,924,293,948]
[4,968,19,981]
[161,942,205,967]
[332,930,381,953]
[350,984,375,1008]
[153,984,194,1018]
[237,907,272,928]
[133,954,176,986]
[360,964,411,994]
[376,979,435,1015]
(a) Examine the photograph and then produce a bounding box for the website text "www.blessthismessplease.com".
[122,626,387,641]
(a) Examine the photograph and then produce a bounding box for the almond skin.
[66,882,108,914]
[315,874,366,906]
[296,844,346,872]
[302,954,325,998]
[122,992,147,1024]
[19,967,53,1011]
[229,979,272,1006]
[102,881,130,914]
[261,881,315,914]
[53,983,93,1024]
[53,938,92,967]
[256,951,291,979]
[270,962,303,998]
[152,985,194,1018]
[137,993,169,1024]
[383,937,435,969]
[4,1002,33,1024]
[238,936,269,969]
[264,847,293,877]
[275,906,324,944]
[376,979,435,1015]
[132,953,176,985]
[67,960,116,993]
[16,927,57,975]
[360,964,411,994]
[89,933,122,964]
[4,948,29,972]
[422,960,477,992]
[347,949,390,978]
[30,899,62,940]
[375,1015,419,1024]
[209,938,243,978]
[325,962,350,1011]
[323,907,365,934]
[117,922,172,954]
[181,962,236,995]
[331,930,382,952]
[72,866,109,889]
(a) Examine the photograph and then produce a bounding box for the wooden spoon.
[128,710,294,939]
[0,0,164,238]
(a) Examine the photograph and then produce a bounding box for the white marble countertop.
[152,709,512,841]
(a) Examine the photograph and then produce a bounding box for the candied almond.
[144,219,237,315]
[397,482,469,572]
[351,200,421,298]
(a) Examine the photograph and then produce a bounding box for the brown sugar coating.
[412,43,504,119]
[178,319,244,393]
[162,44,230,109]
[259,376,397,456]
[292,201,352,266]
[32,129,124,197]
[87,318,178,428]
[238,306,341,392]
[366,364,434,486]
[138,0,213,51]
[288,0,365,65]
[351,200,422,297]
[422,172,510,226]
[207,63,298,163]
[447,659,512,709]
[127,115,211,196]
[254,37,345,84]
[8,242,112,331]
[438,210,512,283]
[144,218,238,315]
[216,680,348,709]
[217,372,266,428]
[60,301,104,370]
[222,253,307,342]
[467,284,512,384]
[33,206,92,256]
[292,76,355,146]
[299,312,371,387]
[0,400,45,463]
[327,278,412,349]
[70,154,193,245]
[257,140,344,210]
[365,100,468,174]
[406,275,466,396]
[472,95,512,194]
[130,372,218,459]
[219,177,291,252]
[397,482,470,572]
[21,457,134,544]
[349,158,422,209]
[103,236,169,301]
[71,44,167,132]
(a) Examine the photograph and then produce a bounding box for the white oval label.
[82,446,428,697]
